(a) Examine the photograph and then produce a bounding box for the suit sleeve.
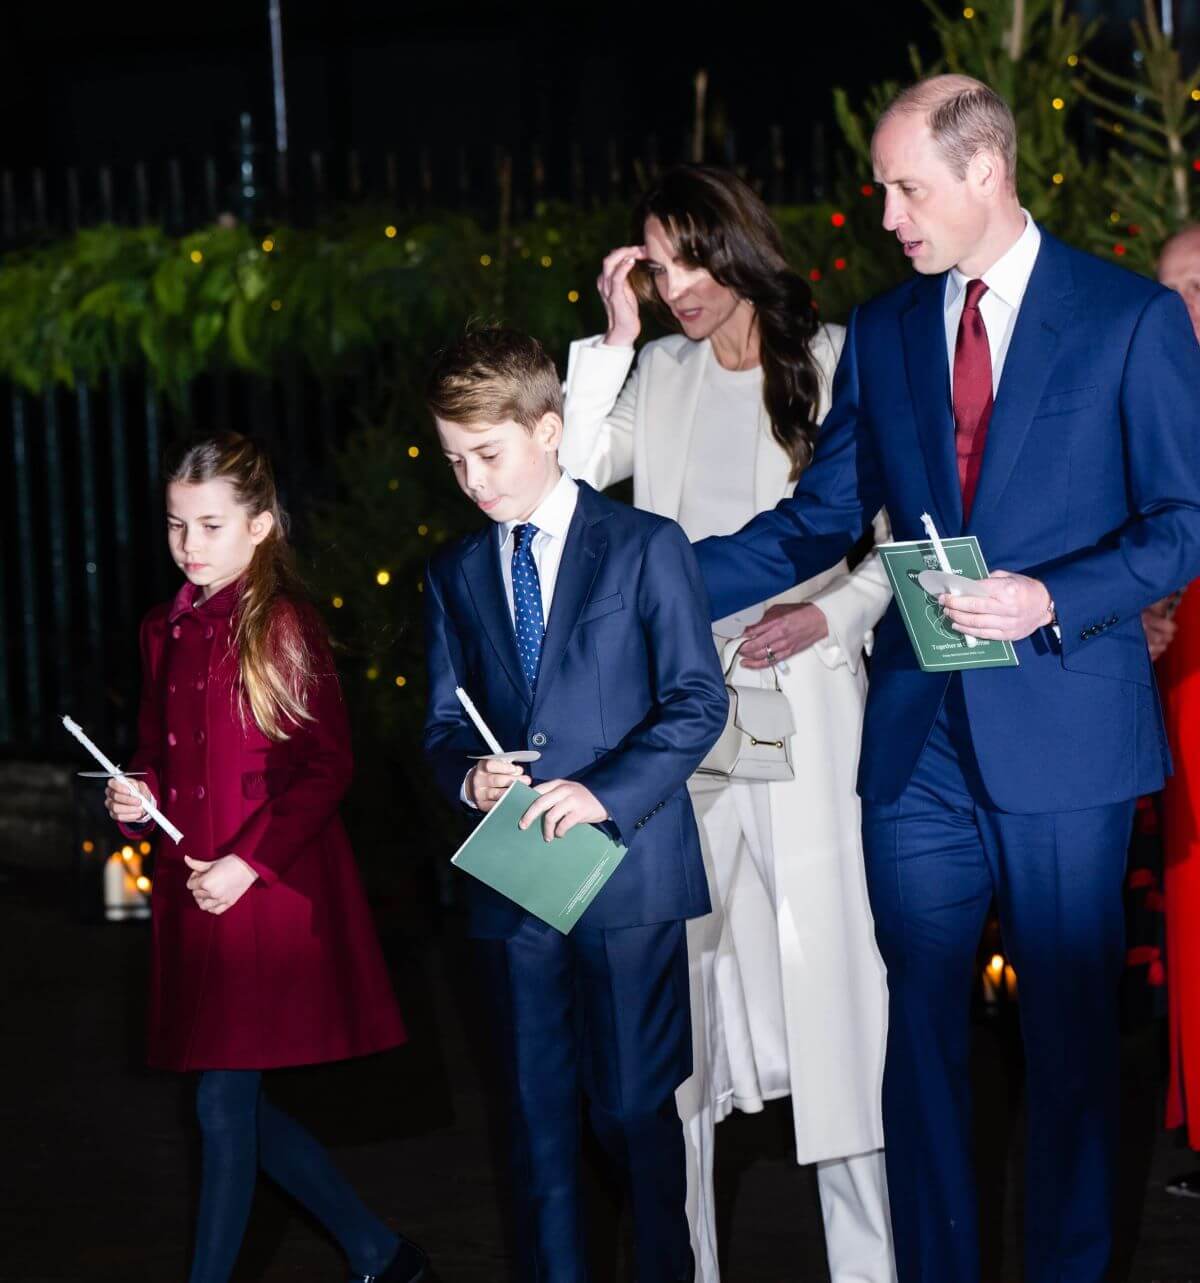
[118,613,166,841]
[693,308,887,619]
[560,336,638,490]
[573,522,729,841]
[421,559,489,809]
[222,620,354,885]
[1039,289,1200,652]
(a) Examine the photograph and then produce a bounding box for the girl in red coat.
[105,433,429,1283]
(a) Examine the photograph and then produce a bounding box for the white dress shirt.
[461,469,579,805]
[496,469,579,625]
[944,210,1041,395]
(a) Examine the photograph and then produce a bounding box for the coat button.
[195,678,206,692]
[168,787,178,802]
[194,785,206,800]
[204,625,214,640]
[171,625,182,639]
[167,732,177,747]
[168,682,176,694]
[195,730,206,745]
[531,731,548,747]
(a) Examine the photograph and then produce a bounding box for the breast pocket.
[579,591,624,624]
[1033,385,1098,419]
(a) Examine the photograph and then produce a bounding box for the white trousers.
[679,777,897,1283]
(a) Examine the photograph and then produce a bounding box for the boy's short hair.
[426,325,563,430]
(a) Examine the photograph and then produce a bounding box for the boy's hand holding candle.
[467,757,532,812]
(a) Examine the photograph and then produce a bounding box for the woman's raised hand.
[598,245,647,347]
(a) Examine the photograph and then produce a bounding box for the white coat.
[561,327,891,1164]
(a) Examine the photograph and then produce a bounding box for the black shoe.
[1165,1168,1200,1199]
[349,1236,432,1283]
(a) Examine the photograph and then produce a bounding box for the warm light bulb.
[395,675,407,687]
[366,666,379,681]
[418,524,429,536]
[408,445,420,458]
[1067,54,1079,67]
[1192,89,1200,102]
[480,253,492,266]
[82,840,95,854]
[540,255,552,268]
[1052,172,1065,184]
[270,298,283,311]
[190,249,203,263]
[332,596,344,609]
[385,225,398,238]
[1051,97,1065,111]
[963,5,975,17]
[139,841,151,855]
[567,290,580,303]
[376,570,391,586]
[262,238,275,252]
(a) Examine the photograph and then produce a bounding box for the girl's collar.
[168,577,243,623]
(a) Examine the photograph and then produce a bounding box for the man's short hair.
[426,325,563,430]
[878,74,1019,193]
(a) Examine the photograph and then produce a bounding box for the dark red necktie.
[953,278,993,522]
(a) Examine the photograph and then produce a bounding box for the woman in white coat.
[561,166,896,1282]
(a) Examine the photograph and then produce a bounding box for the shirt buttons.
[531,731,548,747]
[171,625,182,640]
[166,732,177,747]
[195,785,206,800]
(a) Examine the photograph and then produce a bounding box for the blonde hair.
[425,324,563,429]
[879,74,1019,194]
[166,432,317,742]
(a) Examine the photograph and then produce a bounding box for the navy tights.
[187,1069,398,1283]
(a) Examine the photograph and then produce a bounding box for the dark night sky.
[0,2,938,173]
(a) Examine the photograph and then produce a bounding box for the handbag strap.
[719,636,783,692]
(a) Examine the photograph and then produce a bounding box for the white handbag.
[697,639,796,782]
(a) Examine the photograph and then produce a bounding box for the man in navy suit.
[422,326,728,1283]
[695,76,1200,1282]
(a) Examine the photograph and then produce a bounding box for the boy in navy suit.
[422,326,728,1282]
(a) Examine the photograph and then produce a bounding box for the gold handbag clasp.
[749,736,784,749]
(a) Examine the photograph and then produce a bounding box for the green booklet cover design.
[451,781,628,934]
[877,537,1019,672]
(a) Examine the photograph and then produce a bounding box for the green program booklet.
[877,536,1019,672]
[451,781,628,934]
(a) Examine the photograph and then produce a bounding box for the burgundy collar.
[167,578,242,624]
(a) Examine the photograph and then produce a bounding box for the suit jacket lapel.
[461,529,531,706]
[901,274,963,534]
[531,489,607,714]
[967,234,1074,532]
[644,339,708,519]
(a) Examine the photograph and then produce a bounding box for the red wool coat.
[1159,582,1200,1149]
[121,579,406,1072]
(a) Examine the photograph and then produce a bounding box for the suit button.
[195,730,206,746]
[168,787,178,803]
[171,625,182,639]
[531,731,548,747]
[167,732,177,747]
[1080,630,1089,641]
[168,682,176,694]
[1108,615,1118,625]
[195,785,206,800]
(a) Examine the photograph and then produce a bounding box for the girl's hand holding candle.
[105,775,154,825]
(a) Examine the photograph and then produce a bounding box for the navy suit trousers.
[862,679,1134,1283]
[476,917,694,1283]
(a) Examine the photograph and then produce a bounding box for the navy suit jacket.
[424,481,728,938]
[696,230,1200,813]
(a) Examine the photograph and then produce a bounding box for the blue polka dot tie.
[511,523,545,692]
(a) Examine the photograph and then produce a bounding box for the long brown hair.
[632,165,823,479]
[166,432,316,742]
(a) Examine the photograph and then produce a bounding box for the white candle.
[920,512,978,649]
[454,687,505,756]
[62,715,184,844]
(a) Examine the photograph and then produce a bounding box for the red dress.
[121,579,406,1071]
[1159,582,1200,1148]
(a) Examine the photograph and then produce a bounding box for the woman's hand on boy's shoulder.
[519,780,608,842]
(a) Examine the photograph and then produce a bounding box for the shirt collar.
[946,209,1041,312]
[498,470,579,551]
